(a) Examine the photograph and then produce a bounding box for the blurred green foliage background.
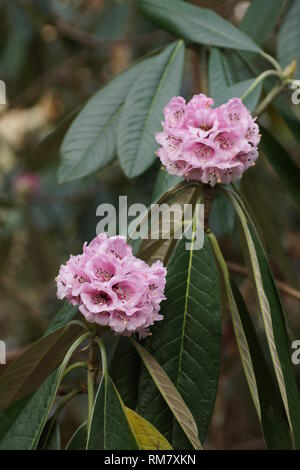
[0,0,299,449]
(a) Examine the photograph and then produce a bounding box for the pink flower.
[12,172,40,196]
[55,234,167,338]
[155,94,260,186]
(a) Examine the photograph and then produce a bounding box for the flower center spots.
[215,135,233,150]
[113,284,132,301]
[96,267,112,281]
[195,145,211,159]
[115,310,128,325]
[247,126,255,135]
[228,112,240,121]
[169,161,186,171]
[73,273,86,284]
[199,123,212,132]
[166,135,182,151]
[223,168,233,175]
[173,109,184,121]
[110,249,122,260]
[91,292,110,305]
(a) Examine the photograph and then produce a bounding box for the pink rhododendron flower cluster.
[56,234,167,338]
[155,94,260,186]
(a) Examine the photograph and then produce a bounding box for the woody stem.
[202,185,216,233]
[87,337,98,429]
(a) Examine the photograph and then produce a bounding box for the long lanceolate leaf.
[137,184,201,265]
[278,0,300,78]
[58,57,150,183]
[109,337,140,409]
[260,126,300,208]
[0,333,89,449]
[132,340,202,450]
[208,232,292,449]
[66,422,87,450]
[209,48,232,95]
[0,323,84,412]
[139,0,261,53]
[225,188,300,449]
[45,302,78,335]
[137,232,221,449]
[152,169,182,202]
[118,41,185,178]
[240,0,285,46]
[208,48,261,112]
[214,78,262,113]
[125,408,172,450]
[87,341,139,450]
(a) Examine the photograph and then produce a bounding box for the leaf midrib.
[172,218,196,447]
[127,41,183,177]
[228,191,293,441]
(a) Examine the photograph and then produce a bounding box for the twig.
[87,337,98,429]
[53,15,168,49]
[227,261,300,302]
[254,60,296,117]
[203,185,216,232]
[255,80,286,117]
[12,49,92,107]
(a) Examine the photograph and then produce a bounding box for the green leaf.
[37,419,61,450]
[0,323,84,412]
[278,0,300,78]
[125,408,172,450]
[132,339,202,450]
[109,337,140,409]
[118,41,185,178]
[230,282,292,449]
[241,167,299,287]
[214,78,262,113]
[137,183,201,265]
[208,232,292,449]
[58,57,150,183]
[209,191,236,237]
[209,48,230,97]
[152,169,182,201]
[139,0,261,53]
[0,396,31,442]
[208,49,260,112]
[87,341,139,450]
[0,333,89,449]
[0,371,60,449]
[225,188,300,449]
[66,422,87,450]
[45,302,78,336]
[240,0,285,46]
[260,126,300,208]
[137,232,221,449]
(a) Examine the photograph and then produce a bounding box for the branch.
[227,261,300,302]
[53,15,168,49]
